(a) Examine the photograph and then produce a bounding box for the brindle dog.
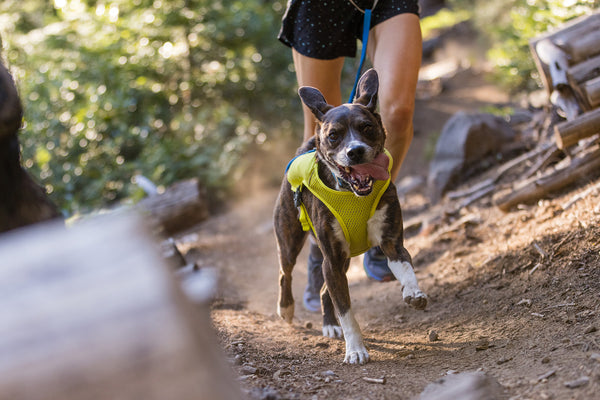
[274,69,427,364]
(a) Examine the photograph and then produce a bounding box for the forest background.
[0,0,596,216]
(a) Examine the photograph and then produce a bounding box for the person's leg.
[363,13,422,282]
[292,49,346,141]
[292,50,346,311]
[367,13,422,181]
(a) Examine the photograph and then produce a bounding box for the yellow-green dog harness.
[286,150,392,257]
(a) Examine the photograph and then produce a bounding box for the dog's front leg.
[322,257,370,364]
[369,204,428,310]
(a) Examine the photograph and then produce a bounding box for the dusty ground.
[176,39,600,399]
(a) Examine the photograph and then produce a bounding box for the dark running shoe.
[363,246,396,282]
[303,242,324,312]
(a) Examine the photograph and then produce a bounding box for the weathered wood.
[554,108,600,149]
[0,213,241,400]
[137,178,209,234]
[497,146,600,211]
[535,39,569,89]
[568,54,600,85]
[530,12,600,93]
[567,54,600,110]
[558,24,600,64]
[583,75,600,107]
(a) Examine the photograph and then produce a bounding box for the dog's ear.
[298,87,333,121]
[354,68,378,112]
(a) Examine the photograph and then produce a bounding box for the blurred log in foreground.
[0,213,241,400]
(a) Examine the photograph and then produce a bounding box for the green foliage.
[1,0,298,215]
[421,8,471,40]
[448,0,599,92]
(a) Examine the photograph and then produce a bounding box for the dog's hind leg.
[321,288,342,338]
[274,195,307,323]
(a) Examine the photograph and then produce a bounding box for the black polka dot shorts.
[278,0,420,60]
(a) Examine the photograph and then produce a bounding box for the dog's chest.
[286,152,390,257]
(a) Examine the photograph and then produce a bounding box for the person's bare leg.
[292,49,345,141]
[367,14,422,180]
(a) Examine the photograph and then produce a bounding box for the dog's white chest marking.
[331,219,350,257]
[367,205,388,246]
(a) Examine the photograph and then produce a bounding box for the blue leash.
[348,8,372,103]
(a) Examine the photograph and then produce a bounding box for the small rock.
[496,356,512,365]
[584,325,597,334]
[564,376,589,389]
[324,377,332,383]
[537,370,556,382]
[428,330,439,342]
[321,370,336,377]
[590,352,600,362]
[273,369,290,380]
[475,340,489,351]
[541,356,551,364]
[241,365,258,375]
[231,354,243,365]
[406,353,416,359]
[418,371,505,400]
[517,298,532,307]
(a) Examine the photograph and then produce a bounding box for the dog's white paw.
[277,304,294,323]
[322,325,343,338]
[403,287,427,310]
[344,345,370,365]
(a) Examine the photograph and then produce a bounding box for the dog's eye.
[360,122,373,132]
[328,131,340,144]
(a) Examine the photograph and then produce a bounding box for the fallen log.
[0,213,241,400]
[583,75,600,108]
[497,146,600,211]
[530,12,600,93]
[567,54,600,111]
[137,178,209,234]
[554,108,600,149]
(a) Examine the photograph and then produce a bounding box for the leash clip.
[293,187,303,208]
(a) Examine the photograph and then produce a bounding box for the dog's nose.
[347,145,366,163]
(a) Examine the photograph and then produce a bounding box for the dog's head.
[298,69,389,196]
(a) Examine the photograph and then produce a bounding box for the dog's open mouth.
[336,152,390,196]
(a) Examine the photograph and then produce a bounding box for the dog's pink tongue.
[352,152,390,181]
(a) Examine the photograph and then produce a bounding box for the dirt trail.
[178,46,600,399]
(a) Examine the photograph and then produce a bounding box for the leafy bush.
[448,0,598,92]
[1,0,298,215]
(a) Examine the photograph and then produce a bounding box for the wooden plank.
[554,108,600,149]
[0,214,241,400]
